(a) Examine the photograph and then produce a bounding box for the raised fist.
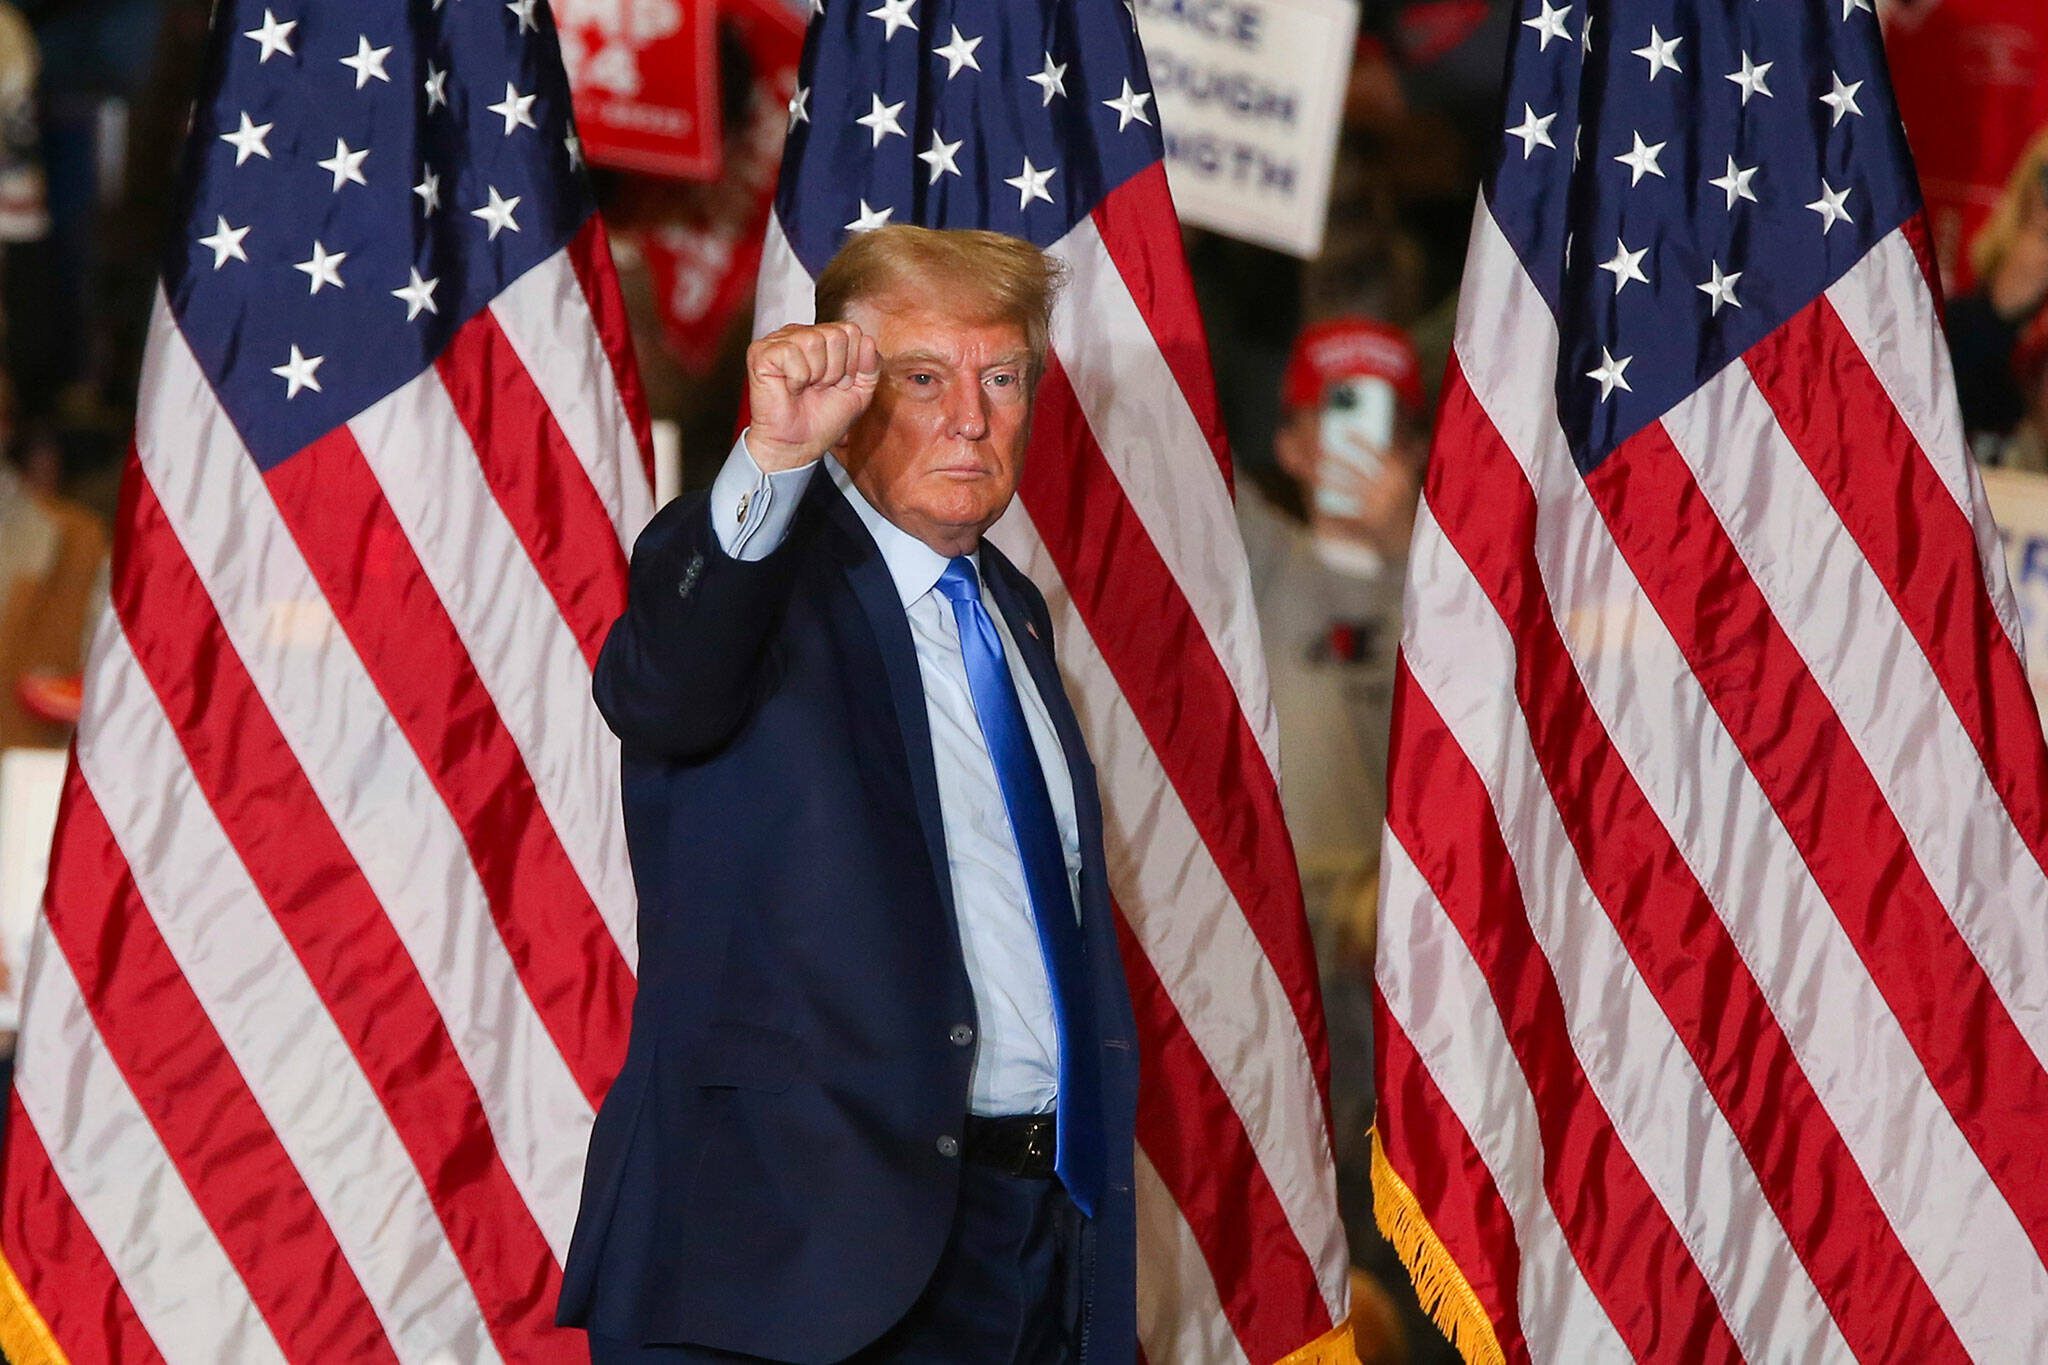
[745,321,882,471]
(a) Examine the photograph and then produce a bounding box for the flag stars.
[294,240,347,294]
[1522,0,1572,52]
[1820,72,1864,126]
[414,168,442,214]
[787,85,810,129]
[1005,157,1057,209]
[1710,155,1759,210]
[1027,53,1067,107]
[1598,237,1650,293]
[487,82,539,134]
[340,35,392,89]
[220,111,273,165]
[1103,79,1153,131]
[197,216,250,269]
[856,93,906,146]
[243,9,296,63]
[507,0,540,33]
[1841,0,1874,16]
[934,25,982,78]
[1586,347,1633,401]
[1632,25,1683,80]
[565,130,584,169]
[392,267,440,321]
[867,0,917,41]
[918,129,962,183]
[1807,180,1855,234]
[271,345,324,399]
[472,185,522,238]
[1697,261,1742,315]
[1726,52,1772,104]
[318,138,369,191]
[424,64,449,112]
[845,198,894,232]
[1507,104,1556,159]
[1614,131,1667,185]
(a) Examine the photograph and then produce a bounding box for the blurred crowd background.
[0,1,2044,1361]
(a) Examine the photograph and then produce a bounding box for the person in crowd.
[1948,127,2048,456]
[1243,317,1424,942]
[0,389,103,751]
[557,225,1138,1364]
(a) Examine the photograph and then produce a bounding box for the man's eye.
[908,373,935,386]
[989,373,1017,388]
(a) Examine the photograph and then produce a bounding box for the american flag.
[0,0,651,1359]
[756,0,1351,1360]
[1375,0,2048,1361]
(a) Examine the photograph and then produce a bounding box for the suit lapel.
[821,485,959,927]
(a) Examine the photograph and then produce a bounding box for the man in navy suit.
[558,225,1140,1363]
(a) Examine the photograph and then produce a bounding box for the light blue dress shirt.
[708,433,1082,1117]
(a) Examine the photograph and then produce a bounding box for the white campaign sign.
[1983,467,2048,730]
[1135,0,1358,259]
[0,748,64,1032]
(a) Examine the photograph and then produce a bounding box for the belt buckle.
[1022,1119,1052,1173]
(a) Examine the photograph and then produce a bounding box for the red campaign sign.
[557,0,724,180]
[633,0,806,371]
[1885,0,2048,295]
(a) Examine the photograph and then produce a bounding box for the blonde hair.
[1971,127,2048,285]
[815,226,1066,379]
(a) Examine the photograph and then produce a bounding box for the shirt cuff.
[710,429,819,561]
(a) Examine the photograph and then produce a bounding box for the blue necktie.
[935,556,1104,1217]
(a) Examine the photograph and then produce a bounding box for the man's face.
[836,292,1034,557]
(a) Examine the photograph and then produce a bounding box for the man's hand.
[745,322,882,471]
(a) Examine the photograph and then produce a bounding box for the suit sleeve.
[593,468,813,760]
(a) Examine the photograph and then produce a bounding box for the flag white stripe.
[135,296,592,1260]
[13,925,289,1365]
[1455,201,2048,1354]
[1375,831,1631,1364]
[1045,218,1281,773]
[73,612,501,1365]
[994,508,1349,1322]
[1400,501,1846,1359]
[352,369,639,967]
[1132,1151,1252,1365]
[755,214,817,338]
[490,253,655,551]
[1824,234,2024,650]
[1664,364,2048,1044]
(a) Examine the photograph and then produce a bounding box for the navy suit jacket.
[556,471,1140,1363]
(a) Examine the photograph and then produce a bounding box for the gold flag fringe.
[1370,1126,1506,1365]
[0,1249,65,1365]
[1273,1311,1359,1365]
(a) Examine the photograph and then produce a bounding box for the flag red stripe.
[1585,420,2048,1264]
[110,464,579,1361]
[264,430,631,1106]
[41,773,398,1363]
[1431,367,1966,1359]
[567,214,656,487]
[1,1096,166,1365]
[1115,914,1333,1361]
[1019,360,1330,1095]
[435,311,628,669]
[1372,1001,1529,1365]
[1744,297,2048,874]
[1385,662,1740,1364]
[1088,165,1231,479]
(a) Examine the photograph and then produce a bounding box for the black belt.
[962,1113,1058,1178]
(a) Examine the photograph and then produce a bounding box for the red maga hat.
[1282,317,1425,414]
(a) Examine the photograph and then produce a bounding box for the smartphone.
[1313,376,1396,517]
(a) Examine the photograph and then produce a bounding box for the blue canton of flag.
[1490,0,1915,471]
[168,0,595,468]
[774,0,1164,269]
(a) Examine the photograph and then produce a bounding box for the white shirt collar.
[827,456,977,608]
